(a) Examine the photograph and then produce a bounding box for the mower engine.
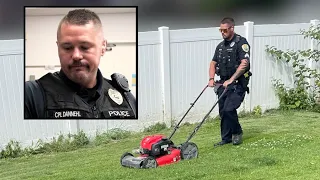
[139,135,174,157]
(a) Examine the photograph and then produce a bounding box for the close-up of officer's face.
[219,23,234,40]
[56,21,106,86]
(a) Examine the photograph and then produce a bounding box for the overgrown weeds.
[143,122,168,133]
[0,123,166,159]
[94,128,132,146]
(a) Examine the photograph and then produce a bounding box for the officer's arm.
[110,73,137,118]
[209,47,219,80]
[209,61,217,80]
[124,91,137,118]
[25,81,45,119]
[230,40,250,82]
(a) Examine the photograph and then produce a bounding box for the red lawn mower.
[120,83,227,168]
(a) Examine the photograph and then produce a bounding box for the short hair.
[220,17,235,26]
[57,9,102,39]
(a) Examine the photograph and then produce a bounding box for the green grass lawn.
[1,110,320,180]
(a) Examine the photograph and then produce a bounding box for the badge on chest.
[108,88,123,105]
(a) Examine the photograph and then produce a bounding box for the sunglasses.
[219,27,233,33]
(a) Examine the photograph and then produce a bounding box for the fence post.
[244,21,254,112]
[68,120,79,134]
[158,26,172,127]
[309,19,319,93]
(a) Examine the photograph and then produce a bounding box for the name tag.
[55,111,81,118]
[47,110,85,119]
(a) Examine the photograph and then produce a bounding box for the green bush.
[266,24,320,111]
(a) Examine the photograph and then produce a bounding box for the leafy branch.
[265,24,320,111]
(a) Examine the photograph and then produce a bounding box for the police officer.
[24,9,136,119]
[208,17,251,147]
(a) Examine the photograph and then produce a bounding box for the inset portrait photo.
[24,7,138,119]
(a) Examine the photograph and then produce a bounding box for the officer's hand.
[208,79,215,87]
[223,79,233,88]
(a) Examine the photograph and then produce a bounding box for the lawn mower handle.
[184,85,228,143]
[167,84,209,140]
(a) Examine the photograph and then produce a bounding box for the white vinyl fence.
[0,19,319,149]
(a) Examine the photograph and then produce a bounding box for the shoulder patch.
[242,44,249,52]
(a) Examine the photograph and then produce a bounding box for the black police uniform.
[212,33,251,144]
[24,69,136,119]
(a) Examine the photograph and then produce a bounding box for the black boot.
[232,133,243,145]
[214,140,232,147]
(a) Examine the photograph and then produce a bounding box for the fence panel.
[0,20,318,148]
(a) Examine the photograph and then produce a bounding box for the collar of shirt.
[58,69,104,101]
[224,33,237,45]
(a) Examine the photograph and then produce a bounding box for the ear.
[101,39,107,56]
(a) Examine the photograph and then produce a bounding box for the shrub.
[266,24,320,111]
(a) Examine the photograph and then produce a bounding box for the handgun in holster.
[239,71,252,94]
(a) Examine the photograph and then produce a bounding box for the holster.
[238,71,252,94]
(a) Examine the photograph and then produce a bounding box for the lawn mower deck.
[120,134,199,168]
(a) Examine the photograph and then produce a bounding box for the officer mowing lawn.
[25,9,136,119]
[208,17,252,147]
